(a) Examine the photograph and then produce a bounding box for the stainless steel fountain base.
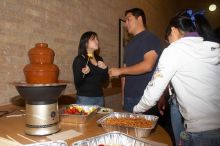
[13,81,68,136]
[25,122,60,136]
[25,103,60,135]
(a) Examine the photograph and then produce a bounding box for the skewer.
[17,133,37,143]
[82,53,93,78]
[0,136,22,146]
[6,135,21,145]
[82,58,90,78]
[6,114,25,118]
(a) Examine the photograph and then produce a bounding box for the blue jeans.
[124,96,140,112]
[180,128,220,146]
[75,96,104,107]
[170,97,184,146]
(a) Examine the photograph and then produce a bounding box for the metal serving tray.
[97,112,158,138]
[25,140,67,146]
[72,131,164,146]
[59,104,99,124]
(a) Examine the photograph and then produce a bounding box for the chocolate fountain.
[14,43,67,136]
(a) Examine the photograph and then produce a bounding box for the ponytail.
[194,14,219,43]
[165,9,219,43]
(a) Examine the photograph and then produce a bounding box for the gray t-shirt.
[124,30,162,98]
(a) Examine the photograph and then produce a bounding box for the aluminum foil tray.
[97,112,158,138]
[72,131,161,146]
[59,104,99,124]
[25,140,67,146]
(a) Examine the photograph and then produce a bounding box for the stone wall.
[0,0,177,105]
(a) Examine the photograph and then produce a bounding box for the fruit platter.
[60,104,99,124]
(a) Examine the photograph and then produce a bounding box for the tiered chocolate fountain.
[14,43,67,136]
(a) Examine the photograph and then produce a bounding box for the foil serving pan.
[97,112,158,138]
[72,131,163,146]
[25,140,67,146]
[59,104,99,124]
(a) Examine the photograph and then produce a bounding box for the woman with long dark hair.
[164,10,220,146]
[72,31,109,106]
[134,9,220,146]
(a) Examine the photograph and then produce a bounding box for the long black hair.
[165,9,218,43]
[78,31,99,59]
[214,26,220,43]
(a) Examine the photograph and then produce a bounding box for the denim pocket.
[180,131,190,140]
[180,129,220,146]
[180,131,191,146]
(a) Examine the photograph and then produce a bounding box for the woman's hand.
[82,65,90,75]
[97,61,107,69]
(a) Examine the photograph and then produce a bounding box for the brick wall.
[0,0,177,105]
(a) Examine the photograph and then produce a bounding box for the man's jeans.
[180,128,220,146]
[170,97,184,146]
[124,96,141,112]
[76,96,104,107]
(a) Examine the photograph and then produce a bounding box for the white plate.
[97,107,113,114]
